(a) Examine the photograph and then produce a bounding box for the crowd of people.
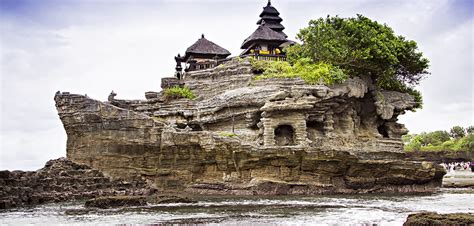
[441,162,474,172]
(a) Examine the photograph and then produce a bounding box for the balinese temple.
[174,1,290,78]
[240,0,292,60]
[174,34,231,77]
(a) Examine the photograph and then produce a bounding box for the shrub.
[250,58,347,85]
[163,86,196,100]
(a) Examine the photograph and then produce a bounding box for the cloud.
[0,0,472,170]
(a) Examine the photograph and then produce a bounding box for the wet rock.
[442,171,474,188]
[403,212,474,225]
[84,196,147,209]
[155,195,197,204]
[0,158,155,209]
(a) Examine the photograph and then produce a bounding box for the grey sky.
[1,0,472,170]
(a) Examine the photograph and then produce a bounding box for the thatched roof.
[257,15,283,24]
[256,0,286,37]
[259,0,280,17]
[241,24,288,49]
[185,34,231,58]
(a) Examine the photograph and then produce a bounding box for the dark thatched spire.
[257,0,286,37]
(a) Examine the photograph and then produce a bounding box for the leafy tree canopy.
[450,126,466,139]
[466,126,474,135]
[403,126,473,152]
[286,14,429,108]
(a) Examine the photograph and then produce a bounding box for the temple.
[240,0,291,60]
[175,1,291,75]
[174,34,231,77]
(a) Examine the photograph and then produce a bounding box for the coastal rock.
[155,195,197,204]
[442,170,474,188]
[85,196,147,208]
[54,59,445,195]
[404,212,474,225]
[0,158,154,209]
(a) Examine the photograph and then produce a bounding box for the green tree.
[287,15,429,108]
[466,126,474,135]
[405,134,423,151]
[450,126,465,139]
[422,130,451,146]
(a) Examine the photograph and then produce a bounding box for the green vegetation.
[450,126,466,139]
[163,86,196,100]
[403,126,474,152]
[218,132,237,138]
[286,15,429,109]
[250,58,347,85]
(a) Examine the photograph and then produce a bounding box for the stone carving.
[54,58,445,195]
[108,90,117,102]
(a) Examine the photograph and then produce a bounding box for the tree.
[287,15,429,108]
[466,126,474,135]
[450,126,466,139]
[422,130,451,146]
[405,134,423,151]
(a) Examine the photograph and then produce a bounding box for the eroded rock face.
[0,158,154,209]
[404,212,474,225]
[54,58,445,195]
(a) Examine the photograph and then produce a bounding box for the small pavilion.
[175,34,231,77]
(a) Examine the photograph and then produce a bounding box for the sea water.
[1,189,473,225]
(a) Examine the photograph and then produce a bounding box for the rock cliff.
[54,58,445,195]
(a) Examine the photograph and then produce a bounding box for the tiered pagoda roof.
[256,0,286,37]
[241,23,287,49]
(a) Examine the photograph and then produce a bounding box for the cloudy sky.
[0,0,472,170]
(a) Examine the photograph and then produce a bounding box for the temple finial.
[267,0,271,6]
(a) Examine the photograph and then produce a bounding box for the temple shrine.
[174,0,291,76]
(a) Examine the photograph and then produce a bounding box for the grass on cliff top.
[250,57,348,86]
[163,86,196,100]
[217,132,237,138]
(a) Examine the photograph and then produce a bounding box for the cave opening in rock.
[189,124,203,131]
[274,125,295,146]
[306,121,324,135]
[378,124,389,138]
